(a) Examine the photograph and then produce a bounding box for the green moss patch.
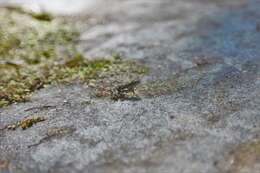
[0,7,148,107]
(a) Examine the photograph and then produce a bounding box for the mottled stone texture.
[1,0,260,173]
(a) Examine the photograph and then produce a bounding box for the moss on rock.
[0,7,148,107]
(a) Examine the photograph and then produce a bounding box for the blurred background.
[0,0,108,15]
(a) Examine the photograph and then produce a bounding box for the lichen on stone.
[136,68,205,98]
[136,80,178,98]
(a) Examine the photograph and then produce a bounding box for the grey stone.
[1,0,260,173]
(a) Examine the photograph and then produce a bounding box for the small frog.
[111,80,141,101]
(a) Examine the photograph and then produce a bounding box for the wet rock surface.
[1,0,260,173]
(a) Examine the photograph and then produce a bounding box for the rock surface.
[1,0,260,173]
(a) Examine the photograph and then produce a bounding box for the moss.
[3,5,53,21]
[6,116,46,130]
[91,60,149,99]
[0,7,148,107]
[30,12,53,21]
